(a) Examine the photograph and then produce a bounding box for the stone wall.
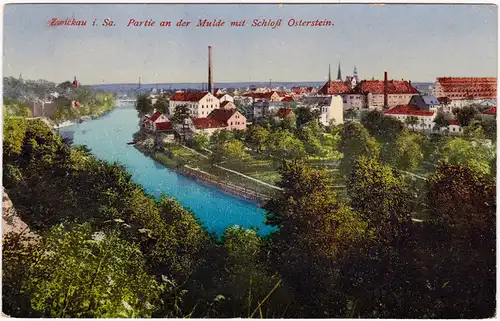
[2,187,31,237]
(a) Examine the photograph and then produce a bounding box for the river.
[59,103,276,236]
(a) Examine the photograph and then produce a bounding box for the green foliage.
[22,224,166,318]
[438,137,495,175]
[294,107,319,127]
[347,156,413,247]
[136,94,153,117]
[191,133,210,151]
[452,106,480,127]
[385,131,424,171]
[264,159,369,316]
[3,117,28,161]
[404,115,419,129]
[245,125,270,153]
[424,162,496,317]
[171,104,190,124]
[154,96,169,114]
[433,112,449,131]
[3,98,32,117]
[265,130,306,164]
[211,138,250,166]
[338,122,380,177]
[361,109,405,141]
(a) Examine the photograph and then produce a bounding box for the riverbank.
[133,132,278,204]
[53,103,117,129]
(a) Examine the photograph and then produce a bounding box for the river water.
[59,104,275,236]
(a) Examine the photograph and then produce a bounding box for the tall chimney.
[384,71,388,108]
[208,46,213,94]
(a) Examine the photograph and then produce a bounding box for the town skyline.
[4,4,497,84]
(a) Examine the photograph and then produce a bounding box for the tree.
[191,133,210,151]
[294,107,318,127]
[136,94,153,117]
[3,117,28,161]
[3,98,32,117]
[361,110,405,141]
[404,115,419,130]
[170,104,190,124]
[4,224,167,318]
[438,137,495,175]
[392,132,424,171]
[265,130,306,163]
[338,122,380,177]
[425,162,495,317]
[154,96,169,114]
[264,160,369,316]
[347,156,413,248]
[344,108,357,121]
[433,112,449,132]
[245,125,270,153]
[452,106,479,127]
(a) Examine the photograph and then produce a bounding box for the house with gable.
[169,91,220,118]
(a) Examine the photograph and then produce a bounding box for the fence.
[182,165,274,203]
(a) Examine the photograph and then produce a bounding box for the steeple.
[336,62,342,81]
[353,66,359,82]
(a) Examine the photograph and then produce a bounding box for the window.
[230,122,233,125]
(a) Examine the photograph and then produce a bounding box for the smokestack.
[384,71,388,108]
[208,46,213,94]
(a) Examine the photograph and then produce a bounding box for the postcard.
[2,3,497,319]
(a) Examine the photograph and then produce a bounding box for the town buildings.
[433,77,497,109]
[168,91,220,117]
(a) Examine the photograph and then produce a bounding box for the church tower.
[353,66,359,83]
[336,62,342,81]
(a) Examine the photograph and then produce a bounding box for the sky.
[3,4,498,85]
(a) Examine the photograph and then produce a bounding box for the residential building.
[169,91,220,117]
[220,101,237,110]
[215,93,234,103]
[409,95,441,112]
[141,110,169,131]
[208,108,247,131]
[303,95,344,126]
[433,77,497,109]
[345,72,419,110]
[275,107,294,119]
[482,106,497,120]
[384,105,436,131]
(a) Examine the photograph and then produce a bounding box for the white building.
[303,95,344,126]
[169,91,220,118]
[384,105,436,131]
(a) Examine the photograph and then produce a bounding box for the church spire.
[337,62,342,81]
[353,65,359,82]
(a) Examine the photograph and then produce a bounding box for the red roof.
[242,92,276,100]
[436,77,496,100]
[483,106,497,115]
[276,91,288,97]
[448,119,459,126]
[291,86,313,94]
[155,121,173,131]
[170,91,209,102]
[384,105,435,117]
[191,117,226,129]
[207,109,239,125]
[318,81,351,95]
[276,108,294,118]
[220,101,234,108]
[150,111,162,122]
[351,80,419,95]
[281,96,295,102]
